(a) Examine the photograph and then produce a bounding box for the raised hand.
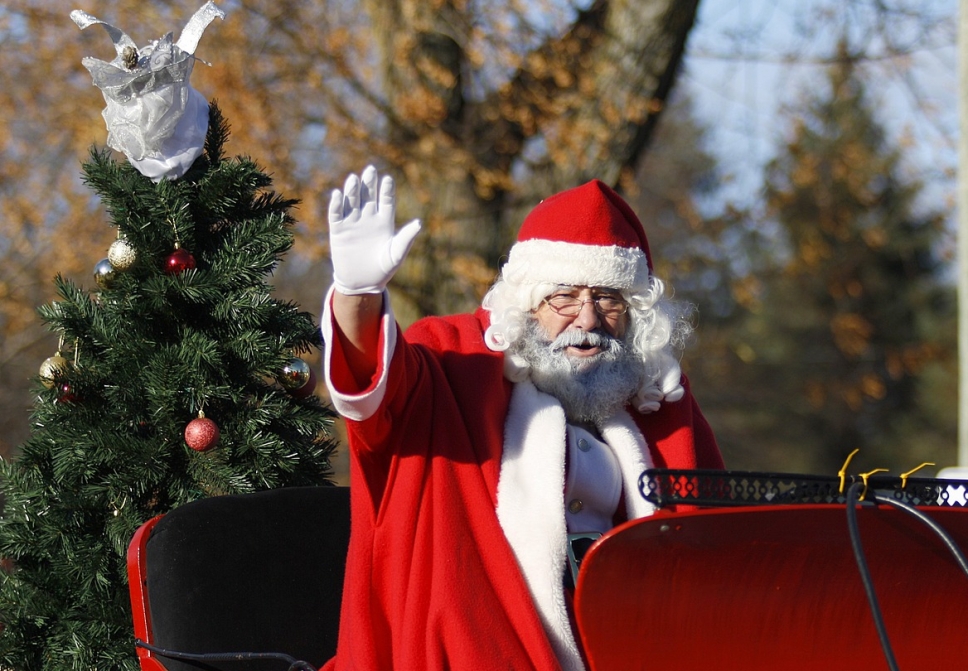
[328,165,422,295]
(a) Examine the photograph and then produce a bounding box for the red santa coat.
[321,291,723,670]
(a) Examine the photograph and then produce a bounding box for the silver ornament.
[278,357,311,390]
[108,238,137,270]
[94,258,117,290]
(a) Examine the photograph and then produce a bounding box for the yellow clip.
[838,449,860,494]
[899,462,935,489]
[859,468,889,499]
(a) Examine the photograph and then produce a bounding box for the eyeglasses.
[542,294,629,317]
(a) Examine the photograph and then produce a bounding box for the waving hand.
[328,165,422,295]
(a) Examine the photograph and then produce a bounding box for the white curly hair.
[481,274,693,414]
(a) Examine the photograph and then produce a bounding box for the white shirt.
[563,424,623,534]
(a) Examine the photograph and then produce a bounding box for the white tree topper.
[71,2,224,182]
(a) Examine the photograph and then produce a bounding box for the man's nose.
[571,299,601,330]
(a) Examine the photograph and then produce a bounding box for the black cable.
[845,482,900,671]
[870,493,968,579]
[135,639,317,671]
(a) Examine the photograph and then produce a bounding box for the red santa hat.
[502,179,653,292]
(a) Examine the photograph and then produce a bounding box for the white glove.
[328,165,422,295]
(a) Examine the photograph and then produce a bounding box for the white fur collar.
[495,381,655,671]
[598,411,657,520]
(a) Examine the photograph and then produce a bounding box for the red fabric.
[516,180,653,270]
[323,309,722,670]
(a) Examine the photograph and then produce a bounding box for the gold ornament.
[39,353,70,388]
[39,335,72,388]
[108,237,137,270]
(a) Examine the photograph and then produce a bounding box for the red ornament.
[290,367,317,399]
[165,247,196,275]
[56,382,78,404]
[184,415,220,451]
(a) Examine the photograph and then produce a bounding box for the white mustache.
[550,330,614,351]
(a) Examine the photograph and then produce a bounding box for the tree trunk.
[362,0,700,316]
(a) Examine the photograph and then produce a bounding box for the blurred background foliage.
[0,0,957,479]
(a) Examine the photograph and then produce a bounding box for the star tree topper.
[71,2,224,182]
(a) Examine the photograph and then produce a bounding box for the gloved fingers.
[360,165,379,217]
[329,167,413,294]
[377,174,396,214]
[328,188,344,227]
[382,219,422,272]
[341,172,361,221]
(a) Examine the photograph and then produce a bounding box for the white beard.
[514,320,645,425]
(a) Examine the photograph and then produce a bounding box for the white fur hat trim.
[504,238,650,291]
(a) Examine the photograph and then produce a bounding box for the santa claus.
[321,166,724,670]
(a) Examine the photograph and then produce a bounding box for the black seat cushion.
[143,485,349,671]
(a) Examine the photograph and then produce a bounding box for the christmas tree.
[0,5,337,669]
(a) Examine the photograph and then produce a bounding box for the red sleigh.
[575,470,968,670]
[126,471,968,670]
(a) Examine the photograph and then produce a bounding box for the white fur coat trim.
[496,381,656,671]
[321,286,396,422]
[598,411,657,521]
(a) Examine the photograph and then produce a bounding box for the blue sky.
[680,0,957,222]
